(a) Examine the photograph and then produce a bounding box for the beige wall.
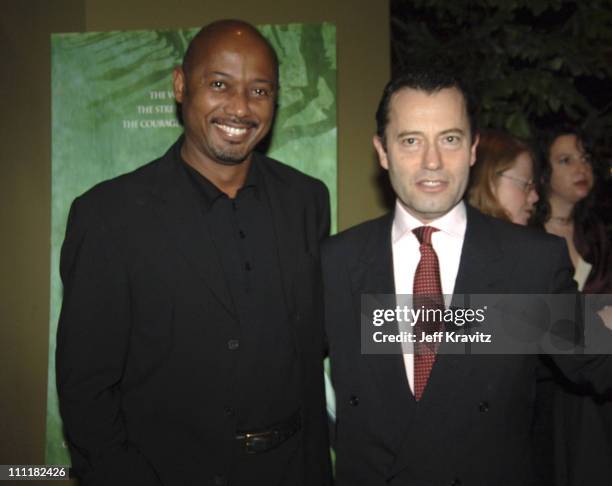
[0,0,389,479]
[0,0,85,478]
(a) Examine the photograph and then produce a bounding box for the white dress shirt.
[574,256,592,292]
[391,200,468,393]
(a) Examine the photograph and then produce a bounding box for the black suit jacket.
[56,141,332,486]
[323,204,612,486]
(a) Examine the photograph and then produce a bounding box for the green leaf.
[506,111,532,138]
[549,57,564,70]
[548,97,562,112]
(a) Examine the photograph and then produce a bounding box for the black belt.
[235,412,301,454]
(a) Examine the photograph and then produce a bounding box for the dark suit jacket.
[323,204,612,486]
[56,141,332,486]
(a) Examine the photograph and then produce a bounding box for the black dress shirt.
[182,158,300,430]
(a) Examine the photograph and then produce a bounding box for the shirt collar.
[392,199,467,244]
[180,152,261,207]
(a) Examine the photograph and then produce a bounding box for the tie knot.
[413,226,438,245]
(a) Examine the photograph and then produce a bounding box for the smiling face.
[494,151,539,225]
[374,87,478,223]
[173,25,277,168]
[548,134,594,205]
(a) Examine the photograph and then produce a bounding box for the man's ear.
[373,135,389,170]
[173,66,186,103]
[469,132,480,167]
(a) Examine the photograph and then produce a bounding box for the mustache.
[212,116,258,129]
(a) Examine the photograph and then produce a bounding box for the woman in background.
[468,129,539,225]
[533,127,611,292]
[533,126,612,486]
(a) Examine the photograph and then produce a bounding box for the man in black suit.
[56,20,331,486]
[323,69,612,485]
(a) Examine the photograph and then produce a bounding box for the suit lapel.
[453,205,505,296]
[257,156,300,317]
[350,214,417,442]
[148,143,235,317]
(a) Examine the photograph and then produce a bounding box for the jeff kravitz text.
[370,304,492,344]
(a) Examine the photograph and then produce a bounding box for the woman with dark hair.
[533,128,611,292]
[468,129,539,225]
[533,126,612,486]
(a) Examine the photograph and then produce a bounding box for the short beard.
[211,146,250,166]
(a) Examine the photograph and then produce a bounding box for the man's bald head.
[182,20,279,83]
[173,18,278,170]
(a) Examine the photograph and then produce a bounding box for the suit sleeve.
[314,179,331,241]
[56,197,162,486]
[313,179,331,357]
[543,237,612,396]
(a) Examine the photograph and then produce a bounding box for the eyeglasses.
[497,173,536,193]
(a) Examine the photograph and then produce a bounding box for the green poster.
[47,23,337,465]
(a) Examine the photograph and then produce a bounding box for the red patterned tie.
[412,226,444,401]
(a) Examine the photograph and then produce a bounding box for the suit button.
[214,475,227,486]
[349,395,359,406]
[224,407,234,417]
[228,339,240,350]
[450,479,461,486]
[479,401,489,413]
